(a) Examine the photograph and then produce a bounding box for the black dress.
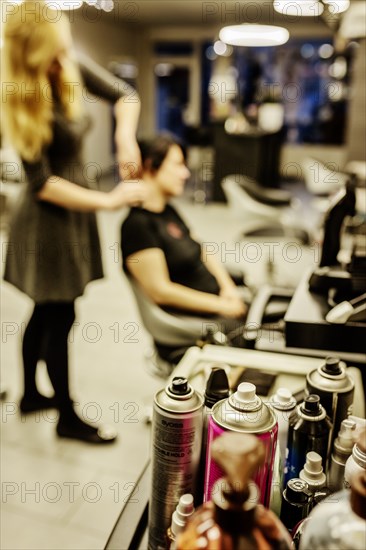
[4,53,135,303]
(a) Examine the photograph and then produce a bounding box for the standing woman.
[1,2,146,443]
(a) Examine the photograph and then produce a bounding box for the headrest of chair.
[224,175,292,206]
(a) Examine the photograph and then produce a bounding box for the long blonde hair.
[1,1,83,162]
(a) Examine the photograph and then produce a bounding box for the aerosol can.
[204,382,278,507]
[328,418,356,491]
[196,366,230,506]
[285,394,332,483]
[306,356,354,446]
[148,377,203,550]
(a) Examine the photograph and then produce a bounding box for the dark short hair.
[139,133,186,173]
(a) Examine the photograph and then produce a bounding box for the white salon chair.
[222,174,310,244]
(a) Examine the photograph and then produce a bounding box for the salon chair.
[127,275,291,376]
[301,157,350,214]
[127,277,221,375]
[221,174,310,244]
[301,157,349,196]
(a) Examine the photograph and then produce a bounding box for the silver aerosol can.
[306,356,354,446]
[268,388,297,515]
[269,387,297,466]
[328,418,356,491]
[344,428,366,489]
[148,376,203,550]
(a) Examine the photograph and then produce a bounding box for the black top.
[121,205,220,295]
[4,54,132,303]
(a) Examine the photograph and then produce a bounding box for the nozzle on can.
[301,394,322,416]
[169,377,189,395]
[299,452,326,491]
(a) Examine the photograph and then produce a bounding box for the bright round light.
[323,0,350,14]
[219,25,289,47]
[301,43,315,58]
[273,1,324,17]
[319,43,334,59]
[213,40,228,56]
[329,57,347,79]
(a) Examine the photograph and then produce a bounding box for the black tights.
[22,302,75,417]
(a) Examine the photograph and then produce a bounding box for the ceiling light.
[219,25,289,47]
[323,0,350,14]
[273,1,324,17]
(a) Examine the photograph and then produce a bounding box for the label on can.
[148,385,203,550]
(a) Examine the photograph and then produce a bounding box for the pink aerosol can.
[204,382,278,507]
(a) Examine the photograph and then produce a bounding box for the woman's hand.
[217,295,247,319]
[107,180,147,210]
[219,284,241,300]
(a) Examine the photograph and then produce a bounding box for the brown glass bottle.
[176,432,292,550]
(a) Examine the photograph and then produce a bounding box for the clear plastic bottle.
[176,432,292,550]
[299,471,366,550]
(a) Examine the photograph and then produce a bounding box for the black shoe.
[19,394,58,414]
[56,416,117,444]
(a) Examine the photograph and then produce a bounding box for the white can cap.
[299,451,326,489]
[236,382,257,403]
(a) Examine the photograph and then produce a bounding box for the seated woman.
[121,134,248,351]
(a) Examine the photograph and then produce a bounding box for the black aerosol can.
[306,356,354,446]
[148,377,203,550]
[280,478,312,533]
[285,395,332,483]
[196,366,230,506]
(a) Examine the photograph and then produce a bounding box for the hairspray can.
[268,389,297,515]
[285,394,332,483]
[204,382,278,507]
[269,388,297,466]
[306,356,354,445]
[148,376,203,550]
[196,366,230,506]
[280,478,312,533]
[344,428,366,489]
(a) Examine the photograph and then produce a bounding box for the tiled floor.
[1,184,321,550]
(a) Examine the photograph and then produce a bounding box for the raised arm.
[78,52,141,179]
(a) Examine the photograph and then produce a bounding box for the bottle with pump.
[299,451,326,493]
[299,471,366,550]
[176,432,292,550]
[166,494,194,550]
[328,419,356,491]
